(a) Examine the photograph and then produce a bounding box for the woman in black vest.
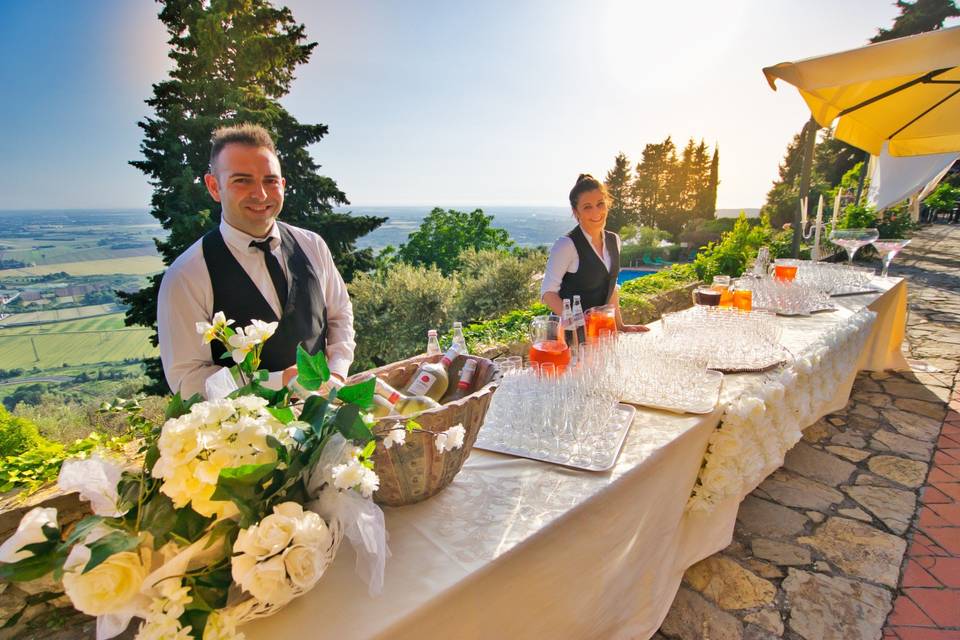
[540,174,648,332]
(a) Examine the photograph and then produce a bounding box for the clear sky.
[0,1,955,211]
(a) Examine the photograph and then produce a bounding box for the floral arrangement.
[0,315,395,640]
[686,309,877,513]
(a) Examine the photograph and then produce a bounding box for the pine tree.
[871,0,959,42]
[700,145,720,220]
[121,0,384,391]
[604,152,634,232]
[632,136,678,232]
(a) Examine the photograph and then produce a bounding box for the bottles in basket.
[403,343,462,401]
[441,357,478,403]
[371,377,441,418]
[426,329,441,356]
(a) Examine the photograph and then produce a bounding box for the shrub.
[924,182,960,213]
[0,406,45,457]
[349,263,458,372]
[453,249,545,323]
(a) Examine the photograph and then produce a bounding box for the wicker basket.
[355,354,501,506]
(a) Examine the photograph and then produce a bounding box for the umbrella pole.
[795,117,819,258]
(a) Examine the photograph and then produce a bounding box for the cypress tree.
[121,0,384,391]
[604,152,635,232]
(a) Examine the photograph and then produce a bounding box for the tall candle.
[800,197,808,226]
[832,189,842,222]
[813,194,825,261]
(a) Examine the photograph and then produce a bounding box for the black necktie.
[250,239,288,312]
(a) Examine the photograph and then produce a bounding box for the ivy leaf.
[139,493,177,548]
[267,406,295,425]
[361,439,377,459]
[170,507,214,543]
[192,563,232,610]
[266,435,290,465]
[65,516,106,546]
[299,396,329,435]
[179,609,211,636]
[332,404,373,442]
[296,345,330,390]
[405,419,422,432]
[210,463,277,528]
[337,376,376,410]
[144,444,160,475]
[0,548,66,582]
[216,463,278,487]
[83,531,141,574]
[165,392,202,420]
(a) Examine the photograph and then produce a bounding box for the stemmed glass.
[872,239,911,277]
[829,228,880,264]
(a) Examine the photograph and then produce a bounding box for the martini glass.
[829,228,880,264]
[872,239,911,277]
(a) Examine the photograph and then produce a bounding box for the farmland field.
[0,303,122,326]
[0,312,156,369]
[0,255,164,277]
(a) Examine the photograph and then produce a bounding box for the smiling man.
[157,123,355,398]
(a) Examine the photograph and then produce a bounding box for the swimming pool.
[617,269,656,286]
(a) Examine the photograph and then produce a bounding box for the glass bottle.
[452,321,469,355]
[403,343,462,401]
[561,298,578,364]
[442,357,478,403]
[371,376,440,417]
[426,329,441,356]
[572,295,587,346]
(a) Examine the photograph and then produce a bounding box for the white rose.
[232,554,294,605]
[156,420,202,469]
[234,504,297,560]
[283,544,325,590]
[292,511,331,550]
[700,463,741,497]
[0,507,58,563]
[62,549,148,616]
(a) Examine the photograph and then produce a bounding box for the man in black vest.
[157,124,355,398]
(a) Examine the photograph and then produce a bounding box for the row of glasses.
[744,276,833,316]
[828,228,910,276]
[660,306,785,371]
[792,261,876,295]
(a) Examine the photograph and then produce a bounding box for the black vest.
[201,222,328,372]
[557,226,620,311]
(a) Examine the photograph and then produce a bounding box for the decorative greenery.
[924,182,960,214]
[692,214,794,282]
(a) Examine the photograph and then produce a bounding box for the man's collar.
[219,219,281,253]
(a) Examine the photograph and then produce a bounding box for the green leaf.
[144,444,160,474]
[216,463,278,487]
[265,435,290,465]
[296,345,330,390]
[256,370,269,382]
[337,376,376,410]
[406,419,422,432]
[299,395,329,434]
[165,392,202,420]
[361,439,377,459]
[170,507,214,543]
[139,493,177,547]
[83,531,141,574]
[0,549,65,582]
[65,516,106,546]
[202,520,238,553]
[192,563,232,610]
[179,609,211,636]
[332,404,373,442]
[267,406,295,425]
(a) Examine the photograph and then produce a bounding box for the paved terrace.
[656,223,960,640]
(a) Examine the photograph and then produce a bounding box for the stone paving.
[657,223,960,640]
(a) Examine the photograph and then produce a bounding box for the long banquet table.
[244,277,909,640]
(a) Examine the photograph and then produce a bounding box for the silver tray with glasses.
[620,369,723,414]
[474,403,636,472]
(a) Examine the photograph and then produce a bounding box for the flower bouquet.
[0,314,391,640]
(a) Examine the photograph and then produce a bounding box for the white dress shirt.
[157,220,356,398]
[540,226,621,299]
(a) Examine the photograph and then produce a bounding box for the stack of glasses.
[744,276,834,316]
[793,261,876,295]
[660,306,786,371]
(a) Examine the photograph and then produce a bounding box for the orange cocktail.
[528,340,570,374]
[773,259,799,282]
[733,289,752,311]
[585,306,616,343]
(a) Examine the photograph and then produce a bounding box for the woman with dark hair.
[540,174,648,332]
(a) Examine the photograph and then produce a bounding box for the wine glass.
[829,228,880,264]
[872,239,911,277]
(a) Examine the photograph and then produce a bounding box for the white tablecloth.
[243,278,908,640]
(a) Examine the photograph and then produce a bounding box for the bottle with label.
[572,295,587,346]
[403,343,461,401]
[561,299,578,364]
[426,329,442,356]
[452,321,469,355]
[441,357,478,403]
[371,376,441,418]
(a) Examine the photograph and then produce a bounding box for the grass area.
[0,312,156,369]
[0,255,163,277]
[0,303,121,326]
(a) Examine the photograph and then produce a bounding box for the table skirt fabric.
[243,278,909,640]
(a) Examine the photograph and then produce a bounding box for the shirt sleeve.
[309,234,356,380]
[540,237,576,299]
[157,251,226,399]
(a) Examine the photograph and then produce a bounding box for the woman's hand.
[620,324,649,333]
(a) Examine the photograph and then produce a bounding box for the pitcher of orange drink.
[529,314,570,374]
[584,304,617,343]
